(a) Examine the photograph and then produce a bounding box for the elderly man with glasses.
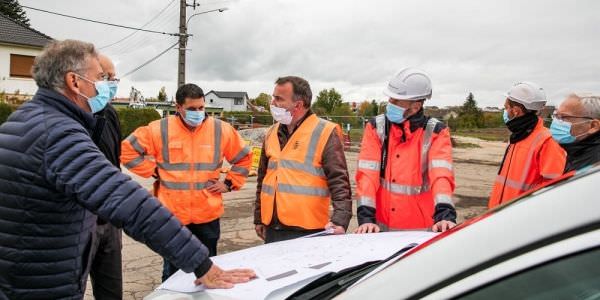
[551,93,600,172]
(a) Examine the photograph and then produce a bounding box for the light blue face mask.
[184,110,205,127]
[550,118,591,144]
[503,109,512,124]
[76,75,112,114]
[107,81,118,100]
[385,102,407,124]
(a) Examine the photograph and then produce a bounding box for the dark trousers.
[162,219,220,282]
[265,226,322,244]
[89,223,123,300]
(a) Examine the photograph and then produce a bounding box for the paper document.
[156,231,437,300]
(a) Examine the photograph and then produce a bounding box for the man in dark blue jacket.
[0,39,254,299]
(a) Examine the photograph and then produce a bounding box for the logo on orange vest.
[293,141,301,150]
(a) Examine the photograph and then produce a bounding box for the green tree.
[1,0,30,26]
[458,92,484,128]
[252,93,271,111]
[312,88,343,114]
[157,86,167,102]
[331,103,359,129]
[370,100,380,115]
[357,101,373,117]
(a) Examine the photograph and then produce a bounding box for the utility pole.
[177,0,187,88]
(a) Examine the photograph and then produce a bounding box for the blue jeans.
[161,219,220,282]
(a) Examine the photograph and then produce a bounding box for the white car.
[146,163,600,300]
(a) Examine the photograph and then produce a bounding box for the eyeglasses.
[552,112,594,121]
[100,74,120,83]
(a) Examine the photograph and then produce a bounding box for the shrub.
[116,107,161,138]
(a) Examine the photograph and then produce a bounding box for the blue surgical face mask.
[184,110,205,127]
[550,118,591,144]
[76,74,111,114]
[107,81,119,100]
[385,102,407,124]
[550,118,575,144]
[503,109,512,124]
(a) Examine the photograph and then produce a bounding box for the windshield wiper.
[287,243,418,300]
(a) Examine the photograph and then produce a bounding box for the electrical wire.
[121,41,179,78]
[99,0,177,50]
[21,4,181,36]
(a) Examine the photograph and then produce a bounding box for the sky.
[22,0,600,107]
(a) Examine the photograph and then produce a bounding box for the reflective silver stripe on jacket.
[434,194,454,206]
[230,146,250,164]
[266,118,331,197]
[357,196,375,208]
[358,159,380,171]
[158,117,223,172]
[230,165,250,177]
[278,184,330,197]
[126,135,146,155]
[124,156,144,169]
[495,175,535,192]
[160,180,211,190]
[430,159,453,171]
[261,184,275,195]
[380,178,429,196]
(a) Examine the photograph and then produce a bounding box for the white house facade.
[204,91,249,112]
[0,13,52,96]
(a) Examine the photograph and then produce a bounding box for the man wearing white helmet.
[355,68,457,234]
[488,82,566,208]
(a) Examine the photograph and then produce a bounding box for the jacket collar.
[34,88,97,132]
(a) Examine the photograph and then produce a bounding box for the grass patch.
[453,141,481,148]
[453,127,508,142]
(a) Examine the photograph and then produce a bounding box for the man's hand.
[431,220,456,232]
[353,223,380,234]
[255,224,266,241]
[206,180,229,194]
[194,264,256,289]
[325,222,345,235]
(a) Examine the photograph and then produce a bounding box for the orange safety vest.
[488,118,566,208]
[260,114,341,229]
[121,116,252,225]
[356,115,455,230]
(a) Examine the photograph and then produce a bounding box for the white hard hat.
[504,81,547,111]
[383,67,432,101]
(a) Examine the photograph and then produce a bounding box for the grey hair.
[571,93,600,119]
[32,39,98,92]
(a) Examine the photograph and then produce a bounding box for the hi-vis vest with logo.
[355,114,455,229]
[488,118,566,208]
[260,114,341,229]
[121,116,251,225]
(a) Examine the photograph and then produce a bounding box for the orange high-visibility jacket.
[260,114,342,229]
[488,118,566,209]
[355,114,455,230]
[121,115,252,225]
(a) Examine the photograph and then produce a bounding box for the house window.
[10,54,36,78]
[234,98,243,105]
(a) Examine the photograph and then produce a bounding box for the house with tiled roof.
[0,12,52,96]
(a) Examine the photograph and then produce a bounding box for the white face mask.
[270,105,293,125]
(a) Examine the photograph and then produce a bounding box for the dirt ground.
[84,135,507,299]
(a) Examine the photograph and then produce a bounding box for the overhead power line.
[99,0,177,50]
[21,5,183,36]
[122,41,179,78]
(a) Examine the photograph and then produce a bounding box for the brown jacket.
[254,110,353,230]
